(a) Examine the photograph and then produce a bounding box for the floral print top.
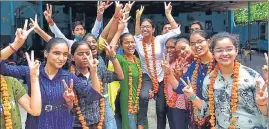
[197,64,268,129]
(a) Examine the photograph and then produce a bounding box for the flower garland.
[208,61,240,129]
[69,65,105,129]
[191,58,214,125]
[164,58,189,108]
[164,74,177,107]
[142,37,159,94]
[1,75,13,129]
[123,55,143,114]
[97,81,105,129]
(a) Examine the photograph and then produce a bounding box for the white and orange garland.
[1,75,13,129]
[192,58,214,125]
[142,37,159,94]
[123,55,143,114]
[69,65,105,129]
[208,61,240,129]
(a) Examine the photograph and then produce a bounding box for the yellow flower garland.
[1,75,13,129]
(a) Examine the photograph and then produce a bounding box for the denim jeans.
[137,74,167,129]
[104,96,117,129]
[128,112,137,129]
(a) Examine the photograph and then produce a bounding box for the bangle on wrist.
[188,94,197,100]
[9,43,17,52]
[48,19,54,26]
[108,56,116,61]
[257,103,267,106]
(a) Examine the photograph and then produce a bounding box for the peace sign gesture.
[118,13,131,31]
[161,53,172,75]
[97,1,113,15]
[181,77,195,97]
[164,2,172,15]
[29,14,41,31]
[84,50,99,72]
[123,1,135,13]
[262,53,268,81]
[43,4,53,22]
[102,40,116,58]
[255,80,268,106]
[173,59,184,78]
[62,79,75,103]
[136,5,144,19]
[114,1,123,17]
[14,19,35,45]
[26,51,40,78]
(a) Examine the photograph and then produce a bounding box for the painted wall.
[233,22,268,51]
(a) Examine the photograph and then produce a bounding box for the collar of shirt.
[40,64,69,80]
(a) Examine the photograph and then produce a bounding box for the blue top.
[73,56,118,127]
[0,60,100,129]
[174,60,216,99]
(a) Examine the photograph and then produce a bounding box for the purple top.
[0,60,100,129]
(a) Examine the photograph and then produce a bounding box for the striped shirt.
[0,60,100,129]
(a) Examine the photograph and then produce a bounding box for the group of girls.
[1,1,268,129]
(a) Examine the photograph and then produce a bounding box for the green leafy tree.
[235,2,268,24]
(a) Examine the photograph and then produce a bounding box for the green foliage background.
[234,2,268,24]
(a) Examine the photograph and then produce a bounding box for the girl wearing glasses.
[164,30,215,129]
[182,32,268,129]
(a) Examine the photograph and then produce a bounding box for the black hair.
[119,33,134,45]
[210,32,239,52]
[190,30,209,39]
[83,33,97,41]
[176,37,190,45]
[189,20,205,30]
[72,21,85,31]
[141,18,155,28]
[71,40,91,56]
[45,38,69,53]
[165,37,177,45]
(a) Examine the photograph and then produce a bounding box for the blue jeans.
[128,112,137,129]
[104,97,117,129]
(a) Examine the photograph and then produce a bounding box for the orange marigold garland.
[123,55,143,114]
[164,74,177,107]
[142,37,159,94]
[208,61,240,129]
[1,75,13,129]
[69,65,105,129]
[97,81,105,129]
[191,58,214,125]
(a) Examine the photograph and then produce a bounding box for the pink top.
[167,60,189,109]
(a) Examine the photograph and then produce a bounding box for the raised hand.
[29,14,40,31]
[256,81,268,106]
[114,1,123,17]
[26,51,40,78]
[97,1,113,16]
[118,14,131,30]
[181,77,195,97]
[14,19,35,45]
[84,50,99,72]
[161,53,172,75]
[164,2,172,15]
[123,1,135,13]
[136,5,144,19]
[173,59,184,78]
[102,40,116,58]
[43,4,53,22]
[62,79,75,103]
[262,53,268,81]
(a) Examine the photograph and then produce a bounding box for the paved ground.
[19,52,267,129]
